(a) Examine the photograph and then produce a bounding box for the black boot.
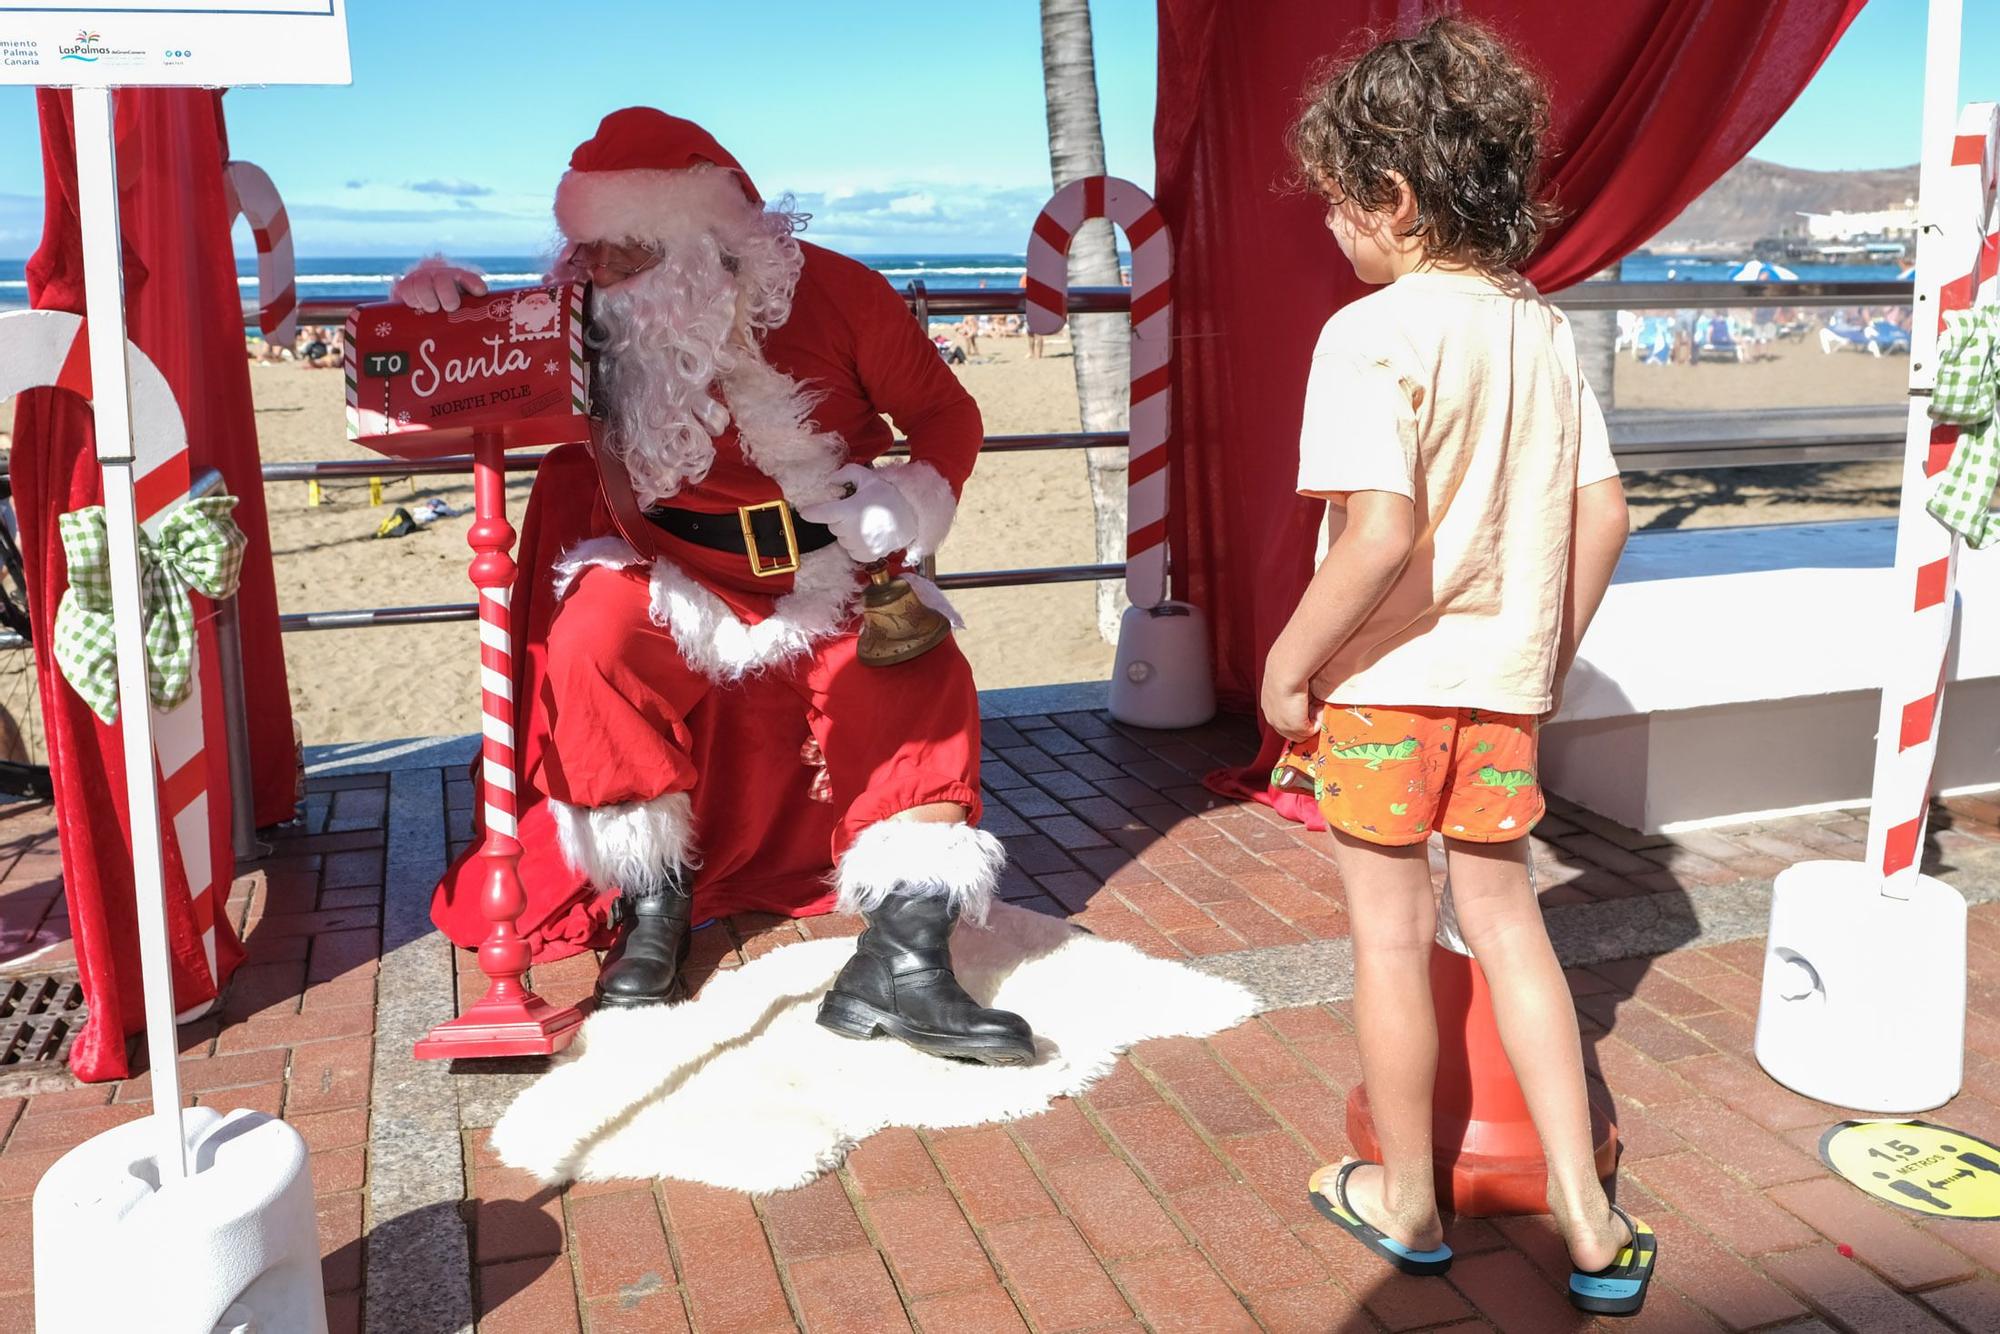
[594,879,694,1009]
[816,890,1036,1065]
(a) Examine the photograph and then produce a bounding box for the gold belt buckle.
[739,500,800,577]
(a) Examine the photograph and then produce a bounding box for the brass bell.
[857,561,953,666]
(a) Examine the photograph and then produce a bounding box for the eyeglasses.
[565,239,663,283]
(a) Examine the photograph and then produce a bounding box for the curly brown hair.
[1289,16,1559,269]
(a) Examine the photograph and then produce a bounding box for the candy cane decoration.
[222,159,298,349]
[0,310,224,981]
[1866,99,2000,896]
[473,454,517,846]
[1025,177,1173,608]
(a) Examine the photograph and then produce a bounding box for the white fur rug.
[489,902,1257,1193]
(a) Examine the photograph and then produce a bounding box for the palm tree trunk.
[1040,0,1130,643]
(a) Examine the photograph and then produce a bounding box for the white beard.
[590,217,807,506]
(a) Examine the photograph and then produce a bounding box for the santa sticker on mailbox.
[345,284,591,455]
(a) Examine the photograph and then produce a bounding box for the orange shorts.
[1276,703,1544,846]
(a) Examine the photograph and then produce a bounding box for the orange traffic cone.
[1345,935,1619,1216]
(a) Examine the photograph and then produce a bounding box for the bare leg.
[1444,837,1628,1271]
[1327,829,1444,1251]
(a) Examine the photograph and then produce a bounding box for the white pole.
[1862,0,1965,901]
[71,87,187,1183]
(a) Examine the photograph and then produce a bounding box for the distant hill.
[1645,157,1919,251]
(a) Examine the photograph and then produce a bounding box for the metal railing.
[254,430,1129,485]
[263,428,1134,633]
[276,279,1917,326]
[1561,277,1915,469]
[280,285,1140,326]
[1556,278,1913,310]
[251,277,1917,633]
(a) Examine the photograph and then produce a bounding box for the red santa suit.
[544,239,991,890]
[433,109,1002,964]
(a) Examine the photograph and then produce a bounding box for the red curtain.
[13,89,298,1080]
[1153,0,1865,801]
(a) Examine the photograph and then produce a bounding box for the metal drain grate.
[0,973,85,1069]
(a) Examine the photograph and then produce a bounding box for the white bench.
[1540,518,2000,832]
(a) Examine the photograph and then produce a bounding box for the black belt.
[644,500,837,578]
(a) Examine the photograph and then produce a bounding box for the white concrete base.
[1109,600,1216,730]
[34,1106,327,1334]
[1754,860,1966,1112]
[1541,520,2000,832]
[1543,679,2000,833]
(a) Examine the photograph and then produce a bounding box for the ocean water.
[0,251,1906,314]
[0,253,1040,313]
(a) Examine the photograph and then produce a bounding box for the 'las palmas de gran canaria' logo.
[60,31,105,63]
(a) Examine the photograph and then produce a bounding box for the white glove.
[795,463,919,563]
[390,256,488,314]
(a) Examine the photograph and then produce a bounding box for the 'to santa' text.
[410,336,535,399]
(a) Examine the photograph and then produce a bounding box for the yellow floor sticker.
[1820,1119,2000,1219]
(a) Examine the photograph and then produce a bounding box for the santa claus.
[396,108,1034,1065]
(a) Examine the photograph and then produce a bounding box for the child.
[1265,18,1653,1316]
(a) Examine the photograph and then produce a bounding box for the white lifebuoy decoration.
[1024,176,1174,608]
[0,309,223,980]
[222,159,298,350]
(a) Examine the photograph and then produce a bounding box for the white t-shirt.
[1296,268,1619,716]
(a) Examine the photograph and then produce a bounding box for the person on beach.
[1264,19,1653,1316]
[391,109,1035,1065]
[1019,273,1046,358]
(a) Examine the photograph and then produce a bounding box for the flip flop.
[1568,1204,1657,1316]
[1306,1160,1453,1276]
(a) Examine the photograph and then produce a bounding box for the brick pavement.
[1,706,1999,1332]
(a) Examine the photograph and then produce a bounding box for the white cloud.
[409,178,495,198]
[788,182,1052,252]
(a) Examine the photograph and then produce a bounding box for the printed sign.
[1820,1119,2000,1219]
[346,285,591,456]
[0,2,350,87]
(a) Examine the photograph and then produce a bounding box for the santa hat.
[554,107,763,246]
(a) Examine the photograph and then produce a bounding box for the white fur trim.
[552,539,863,681]
[876,460,958,561]
[836,821,1003,927]
[551,791,699,894]
[646,547,862,681]
[721,352,848,505]
[556,163,754,249]
[552,535,643,600]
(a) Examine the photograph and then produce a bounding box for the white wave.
[870,266,1024,277]
[236,270,547,287]
[0,281,26,289]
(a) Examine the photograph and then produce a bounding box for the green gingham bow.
[1927,305,2000,549]
[52,495,248,724]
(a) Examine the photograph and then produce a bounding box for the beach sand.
[1612,334,1908,532]
[0,326,1917,750]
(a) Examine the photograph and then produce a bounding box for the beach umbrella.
[1732,259,1799,281]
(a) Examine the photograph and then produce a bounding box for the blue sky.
[0,0,1988,259]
